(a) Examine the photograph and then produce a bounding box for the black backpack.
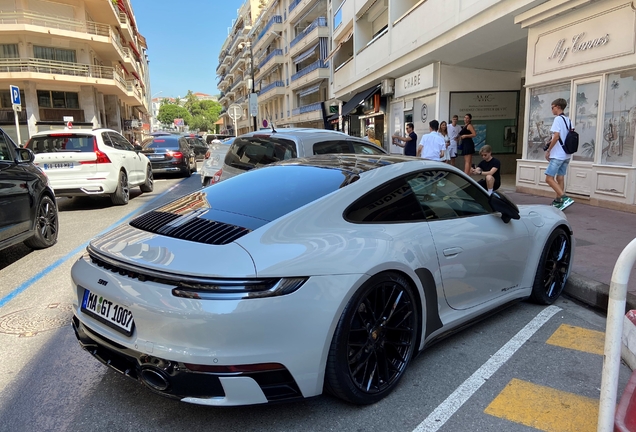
[558,115,579,154]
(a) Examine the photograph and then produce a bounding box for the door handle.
[443,247,463,257]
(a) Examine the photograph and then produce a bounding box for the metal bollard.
[598,237,636,432]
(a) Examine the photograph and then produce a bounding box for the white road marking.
[413,305,562,432]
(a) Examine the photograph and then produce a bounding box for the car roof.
[240,128,350,139]
[29,128,119,137]
[270,154,428,175]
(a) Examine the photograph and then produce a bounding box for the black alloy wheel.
[110,171,130,205]
[24,195,58,249]
[140,166,153,193]
[530,227,571,304]
[325,272,419,404]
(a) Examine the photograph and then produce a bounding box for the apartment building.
[217,0,331,135]
[0,0,150,145]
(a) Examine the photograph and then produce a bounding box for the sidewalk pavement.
[496,175,636,311]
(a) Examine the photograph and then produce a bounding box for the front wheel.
[529,227,572,304]
[139,166,153,193]
[24,195,58,249]
[324,272,419,404]
[110,171,129,205]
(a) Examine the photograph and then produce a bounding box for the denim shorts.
[545,158,570,177]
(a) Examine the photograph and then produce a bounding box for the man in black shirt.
[392,122,418,156]
[471,145,500,195]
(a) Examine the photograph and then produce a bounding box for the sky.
[133,0,246,100]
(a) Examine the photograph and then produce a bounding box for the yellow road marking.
[485,379,598,432]
[546,324,605,355]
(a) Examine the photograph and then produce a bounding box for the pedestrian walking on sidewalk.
[416,120,445,161]
[458,114,476,175]
[544,98,574,210]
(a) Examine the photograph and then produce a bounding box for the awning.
[327,84,381,121]
[325,29,353,63]
[293,43,319,64]
[298,83,321,98]
[129,41,141,59]
[118,61,128,75]
[137,34,147,50]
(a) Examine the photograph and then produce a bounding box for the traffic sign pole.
[13,105,21,146]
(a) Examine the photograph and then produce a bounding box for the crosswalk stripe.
[484,378,598,432]
[545,324,605,355]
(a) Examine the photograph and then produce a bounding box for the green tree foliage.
[157,103,191,126]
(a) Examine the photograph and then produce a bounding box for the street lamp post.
[247,42,257,132]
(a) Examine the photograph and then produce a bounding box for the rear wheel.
[325,272,419,404]
[24,195,58,249]
[139,166,153,193]
[529,228,571,304]
[110,171,129,205]
[202,177,212,187]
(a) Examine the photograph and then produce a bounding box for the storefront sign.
[395,64,435,98]
[534,3,635,75]
[449,92,518,120]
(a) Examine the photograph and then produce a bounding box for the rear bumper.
[73,316,303,405]
[52,179,118,196]
[149,161,187,173]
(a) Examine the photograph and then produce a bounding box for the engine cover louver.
[129,211,250,245]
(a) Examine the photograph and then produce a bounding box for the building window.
[37,90,80,109]
[33,46,76,63]
[526,83,571,161]
[573,81,600,163]
[0,44,19,59]
[602,70,636,166]
[0,90,25,108]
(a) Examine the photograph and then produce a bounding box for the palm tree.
[582,139,595,160]
[611,80,619,117]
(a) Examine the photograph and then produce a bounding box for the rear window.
[27,134,94,154]
[224,136,297,171]
[143,137,180,149]
[313,140,386,155]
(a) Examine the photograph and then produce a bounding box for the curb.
[564,272,636,312]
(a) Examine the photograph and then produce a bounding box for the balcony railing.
[126,81,142,99]
[259,49,283,69]
[292,102,322,116]
[290,17,327,48]
[257,15,282,42]
[0,58,117,79]
[259,81,284,95]
[289,0,302,13]
[291,60,328,81]
[0,11,111,37]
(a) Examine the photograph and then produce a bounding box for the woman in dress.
[439,121,451,164]
[459,113,477,175]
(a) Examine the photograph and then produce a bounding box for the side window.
[351,141,385,155]
[345,177,424,223]
[102,132,114,148]
[0,132,14,161]
[406,170,492,221]
[109,133,134,151]
[313,140,350,155]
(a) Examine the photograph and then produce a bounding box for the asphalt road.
[0,171,631,432]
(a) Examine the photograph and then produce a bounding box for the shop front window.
[602,70,636,166]
[573,81,600,163]
[527,83,570,160]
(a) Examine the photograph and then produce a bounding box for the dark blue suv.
[0,127,58,251]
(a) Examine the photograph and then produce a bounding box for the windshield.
[27,134,94,154]
[143,137,180,149]
[224,136,297,171]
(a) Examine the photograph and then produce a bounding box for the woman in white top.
[439,121,451,164]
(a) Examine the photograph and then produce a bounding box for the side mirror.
[16,147,35,164]
[488,191,520,223]
[133,144,143,151]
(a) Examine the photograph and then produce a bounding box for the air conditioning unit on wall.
[381,78,394,96]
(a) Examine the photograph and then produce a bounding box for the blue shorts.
[545,158,570,177]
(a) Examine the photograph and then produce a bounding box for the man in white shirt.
[544,98,574,210]
[417,120,446,161]
[447,115,462,165]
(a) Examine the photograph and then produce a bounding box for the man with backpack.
[544,98,576,210]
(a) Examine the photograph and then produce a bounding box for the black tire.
[139,166,153,193]
[110,171,129,205]
[529,227,572,304]
[192,159,198,173]
[324,272,419,404]
[24,195,58,249]
[182,162,192,178]
[202,177,212,187]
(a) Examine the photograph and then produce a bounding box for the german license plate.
[148,155,162,159]
[81,288,135,336]
[43,162,73,169]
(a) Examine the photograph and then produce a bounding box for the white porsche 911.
[71,154,573,406]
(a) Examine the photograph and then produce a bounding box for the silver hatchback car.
[218,128,387,183]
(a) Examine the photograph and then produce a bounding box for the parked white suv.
[26,128,153,205]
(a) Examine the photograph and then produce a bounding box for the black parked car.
[0,127,58,251]
[141,135,197,177]
[184,135,209,161]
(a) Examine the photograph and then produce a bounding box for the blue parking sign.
[10,85,20,105]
